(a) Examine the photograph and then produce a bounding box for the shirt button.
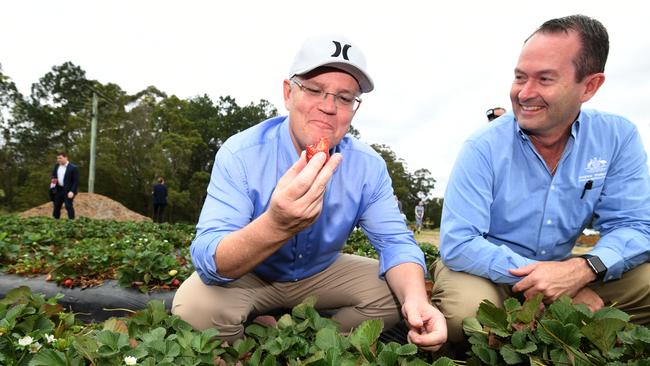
[298,254,303,259]
[546,219,552,225]
[294,278,298,282]
[550,185,555,190]
[541,250,546,255]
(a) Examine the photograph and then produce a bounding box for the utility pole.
[88,92,98,193]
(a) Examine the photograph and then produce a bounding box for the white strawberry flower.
[18,336,33,347]
[124,356,138,365]
[44,334,56,343]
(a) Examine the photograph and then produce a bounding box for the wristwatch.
[580,255,607,281]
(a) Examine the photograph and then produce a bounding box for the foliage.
[1,287,457,365]
[0,215,437,292]
[463,293,650,365]
[0,216,194,292]
[342,229,440,269]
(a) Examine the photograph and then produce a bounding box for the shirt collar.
[515,112,582,141]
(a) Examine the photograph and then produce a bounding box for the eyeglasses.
[291,78,362,112]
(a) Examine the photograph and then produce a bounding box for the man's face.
[510,31,591,136]
[56,155,68,166]
[283,69,360,153]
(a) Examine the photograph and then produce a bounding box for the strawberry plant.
[2,287,458,365]
[462,293,650,365]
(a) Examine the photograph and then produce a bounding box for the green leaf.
[471,344,499,365]
[431,357,458,366]
[462,317,483,335]
[395,343,417,355]
[503,298,522,313]
[315,327,339,351]
[277,314,294,329]
[96,329,130,352]
[28,349,68,366]
[292,296,318,319]
[582,318,627,354]
[618,324,650,345]
[500,344,525,365]
[593,307,630,322]
[537,319,582,348]
[349,319,383,356]
[245,323,269,340]
[72,334,99,362]
[510,329,537,354]
[549,348,570,365]
[515,293,543,324]
[233,337,256,356]
[477,300,510,337]
[376,349,398,366]
[547,296,576,323]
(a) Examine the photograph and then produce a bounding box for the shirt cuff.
[586,246,623,282]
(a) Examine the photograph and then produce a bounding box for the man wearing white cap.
[173,35,447,351]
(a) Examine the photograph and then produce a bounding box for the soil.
[19,192,151,222]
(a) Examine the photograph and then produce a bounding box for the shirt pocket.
[564,178,605,234]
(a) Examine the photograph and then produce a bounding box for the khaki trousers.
[172,254,401,342]
[431,260,650,344]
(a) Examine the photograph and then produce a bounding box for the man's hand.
[266,151,342,235]
[572,287,604,313]
[67,192,74,199]
[386,263,447,352]
[402,302,448,352]
[215,151,342,279]
[510,258,596,303]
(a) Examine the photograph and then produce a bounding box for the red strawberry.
[63,278,73,288]
[171,279,180,287]
[306,137,330,162]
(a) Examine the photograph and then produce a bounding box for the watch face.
[588,256,607,273]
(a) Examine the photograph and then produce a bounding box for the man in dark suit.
[152,176,168,223]
[51,152,80,219]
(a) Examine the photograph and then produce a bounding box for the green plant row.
[0,216,440,292]
[0,286,456,366]
[463,293,650,365]
[0,216,196,292]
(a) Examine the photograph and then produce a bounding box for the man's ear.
[580,73,606,103]
[283,79,292,110]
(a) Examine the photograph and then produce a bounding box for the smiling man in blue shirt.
[172,35,447,351]
[435,14,650,345]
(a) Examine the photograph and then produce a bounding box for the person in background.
[172,34,447,352]
[414,201,425,234]
[486,107,506,122]
[435,14,650,347]
[152,177,168,223]
[50,152,80,220]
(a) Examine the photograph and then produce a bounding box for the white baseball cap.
[289,35,374,93]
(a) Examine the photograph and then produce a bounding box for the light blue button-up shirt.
[441,109,650,284]
[191,116,425,285]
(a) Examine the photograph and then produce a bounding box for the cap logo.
[330,41,351,60]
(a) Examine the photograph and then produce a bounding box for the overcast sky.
[3,0,649,197]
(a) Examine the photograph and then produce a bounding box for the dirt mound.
[20,192,151,222]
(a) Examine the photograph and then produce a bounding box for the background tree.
[0,63,438,225]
